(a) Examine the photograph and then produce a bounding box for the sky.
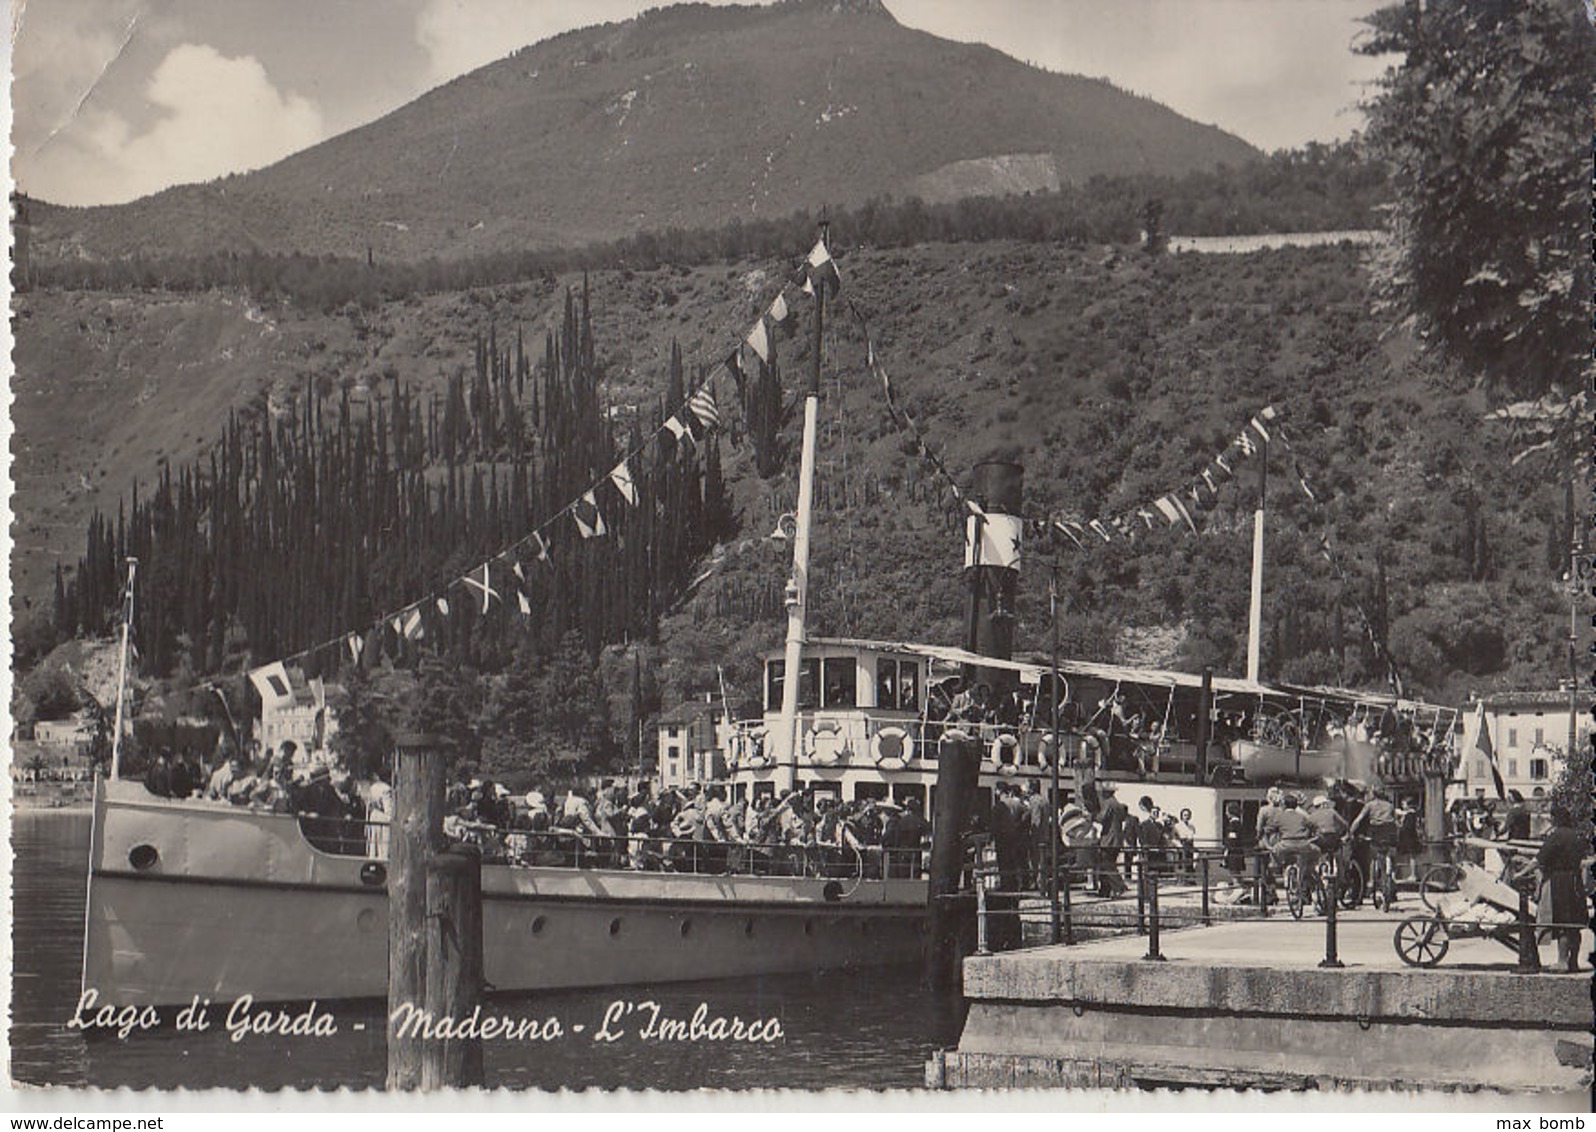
[9,0,1393,207]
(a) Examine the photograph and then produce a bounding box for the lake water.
[10,810,966,1091]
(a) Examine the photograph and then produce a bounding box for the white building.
[258,670,339,767]
[1455,689,1586,800]
[656,695,727,789]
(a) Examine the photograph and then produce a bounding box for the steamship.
[81,230,1455,1009]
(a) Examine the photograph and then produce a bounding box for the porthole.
[530,915,547,936]
[608,918,622,936]
[744,918,755,937]
[359,861,386,887]
[679,919,692,938]
[128,844,158,871]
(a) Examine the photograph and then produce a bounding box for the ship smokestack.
[963,459,1023,692]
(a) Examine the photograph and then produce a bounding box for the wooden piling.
[422,844,485,1089]
[387,732,450,1091]
[926,731,981,990]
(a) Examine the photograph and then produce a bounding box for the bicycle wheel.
[1420,863,1462,912]
[1285,863,1304,920]
[1371,860,1389,911]
[1382,870,1397,911]
[1339,860,1363,909]
[1312,870,1330,917]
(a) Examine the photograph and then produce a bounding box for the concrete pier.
[928,917,1593,1093]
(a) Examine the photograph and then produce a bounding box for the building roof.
[658,700,723,726]
[1468,690,1580,710]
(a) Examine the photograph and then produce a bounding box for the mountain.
[13,240,1571,705]
[28,0,1258,263]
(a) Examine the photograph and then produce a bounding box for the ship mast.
[776,222,828,793]
[109,556,138,780]
[1245,440,1266,683]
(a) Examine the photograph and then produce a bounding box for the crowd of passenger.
[141,741,370,821]
[443,778,930,878]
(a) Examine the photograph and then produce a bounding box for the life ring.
[1080,728,1109,768]
[871,726,913,770]
[1034,732,1057,768]
[806,725,847,766]
[746,755,771,770]
[991,732,1021,773]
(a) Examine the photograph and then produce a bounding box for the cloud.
[20,42,324,206]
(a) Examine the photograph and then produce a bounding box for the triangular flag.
[689,385,719,431]
[1235,431,1257,457]
[1473,702,1505,800]
[1215,453,1234,475]
[1200,469,1220,495]
[768,292,792,335]
[393,607,423,640]
[1052,520,1086,550]
[1169,495,1199,535]
[346,634,364,663]
[804,237,841,299]
[1154,496,1182,526]
[517,588,532,616]
[1249,414,1272,443]
[249,661,295,708]
[464,563,499,615]
[724,349,747,399]
[436,596,451,617]
[746,318,770,363]
[574,491,607,538]
[513,561,526,583]
[664,414,689,443]
[530,531,552,566]
[610,460,639,506]
[1088,519,1112,543]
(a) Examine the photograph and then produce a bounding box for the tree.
[1358,0,1594,396]
[485,630,614,782]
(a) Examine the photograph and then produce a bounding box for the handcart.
[1392,857,1533,968]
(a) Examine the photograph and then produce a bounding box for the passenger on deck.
[143,750,173,798]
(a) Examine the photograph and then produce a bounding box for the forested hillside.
[18,235,1573,777]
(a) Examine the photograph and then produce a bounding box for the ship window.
[766,661,784,711]
[822,658,856,709]
[876,661,898,710]
[899,663,920,712]
[799,659,818,709]
[854,782,888,803]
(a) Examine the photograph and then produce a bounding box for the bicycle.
[1369,842,1398,911]
[1309,847,1357,916]
[1283,859,1314,920]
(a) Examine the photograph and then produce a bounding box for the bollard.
[1144,860,1165,962]
[975,877,991,956]
[1515,887,1541,974]
[1199,856,1212,926]
[1135,855,1147,935]
[1319,869,1344,969]
[1252,852,1270,918]
[1061,861,1075,945]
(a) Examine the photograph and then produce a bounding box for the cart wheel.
[1394,916,1449,968]
[1286,864,1304,920]
[1420,863,1462,912]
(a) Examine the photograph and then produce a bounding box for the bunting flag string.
[262,236,839,679]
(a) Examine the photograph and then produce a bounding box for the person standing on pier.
[1513,804,1587,974]
[1095,783,1130,898]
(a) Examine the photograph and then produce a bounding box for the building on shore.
[655,694,727,789]
[1454,688,1586,801]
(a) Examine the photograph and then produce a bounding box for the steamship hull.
[81,779,928,1008]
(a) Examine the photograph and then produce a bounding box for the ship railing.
[298,813,929,880]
